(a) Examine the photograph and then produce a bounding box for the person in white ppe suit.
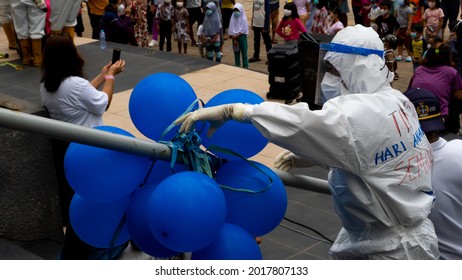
[49,0,83,38]
[175,25,440,259]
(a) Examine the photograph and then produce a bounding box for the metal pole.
[0,108,331,194]
[0,108,172,160]
[272,168,331,195]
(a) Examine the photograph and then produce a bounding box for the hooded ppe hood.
[323,25,392,95]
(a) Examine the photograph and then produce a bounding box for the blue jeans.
[206,41,221,62]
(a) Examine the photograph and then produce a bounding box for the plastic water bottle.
[100,30,106,49]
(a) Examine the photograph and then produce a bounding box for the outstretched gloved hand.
[175,103,249,136]
[274,150,316,172]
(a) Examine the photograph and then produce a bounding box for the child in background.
[327,7,344,35]
[311,0,329,34]
[395,0,414,62]
[382,34,399,80]
[197,24,206,58]
[228,3,249,68]
[422,0,444,40]
[156,0,174,52]
[148,0,160,48]
[203,2,222,62]
[409,0,425,31]
[130,0,149,48]
[409,24,427,71]
[173,0,190,54]
[368,3,382,32]
[276,2,307,43]
[360,0,373,27]
[375,0,400,38]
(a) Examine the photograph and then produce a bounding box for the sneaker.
[248,57,261,63]
[395,55,402,61]
[393,72,399,80]
[405,56,412,62]
[148,40,158,48]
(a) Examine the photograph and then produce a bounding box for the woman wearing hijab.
[228,3,249,68]
[202,2,222,62]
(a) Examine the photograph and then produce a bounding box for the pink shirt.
[423,8,444,28]
[327,21,344,35]
[276,18,307,41]
[410,65,462,118]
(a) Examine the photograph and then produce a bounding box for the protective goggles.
[320,43,384,58]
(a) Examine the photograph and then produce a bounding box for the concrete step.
[0,237,61,260]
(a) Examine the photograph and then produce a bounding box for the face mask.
[283,9,292,17]
[381,9,388,16]
[320,72,342,101]
[327,15,333,22]
[176,2,183,7]
[398,0,404,6]
[117,4,125,14]
[410,32,417,39]
[233,11,241,17]
[206,9,213,16]
[428,2,435,8]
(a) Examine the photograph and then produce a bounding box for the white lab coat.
[246,87,439,259]
[428,138,462,259]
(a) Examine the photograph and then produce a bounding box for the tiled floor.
[0,5,420,260]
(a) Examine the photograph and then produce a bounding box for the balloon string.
[206,145,273,194]
[159,98,203,141]
[106,212,127,259]
[140,159,157,187]
[142,98,207,183]
[147,98,272,195]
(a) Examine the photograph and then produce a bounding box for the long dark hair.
[41,33,85,92]
[421,43,452,67]
[283,2,299,20]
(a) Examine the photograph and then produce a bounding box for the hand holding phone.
[112,48,121,64]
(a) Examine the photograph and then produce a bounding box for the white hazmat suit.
[175,25,440,259]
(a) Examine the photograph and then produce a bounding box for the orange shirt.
[88,0,109,16]
[410,0,424,24]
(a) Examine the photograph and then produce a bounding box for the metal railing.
[0,107,330,194]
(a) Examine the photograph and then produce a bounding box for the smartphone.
[112,48,121,64]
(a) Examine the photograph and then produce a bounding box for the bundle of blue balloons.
[64,73,288,260]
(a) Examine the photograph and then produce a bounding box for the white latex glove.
[274,150,315,172]
[175,103,249,136]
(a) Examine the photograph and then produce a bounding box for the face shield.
[314,42,385,105]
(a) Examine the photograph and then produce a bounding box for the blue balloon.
[215,160,287,237]
[148,171,226,252]
[192,223,263,260]
[126,185,179,258]
[199,89,268,160]
[129,73,198,141]
[64,126,152,203]
[69,194,131,248]
[145,160,188,186]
